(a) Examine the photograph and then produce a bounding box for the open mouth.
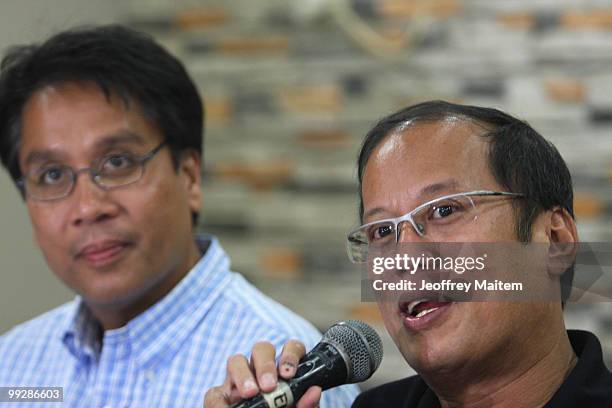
[399,298,453,330]
[406,299,449,318]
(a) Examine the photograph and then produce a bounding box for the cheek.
[467,210,517,242]
[468,303,519,341]
[529,216,550,243]
[126,176,191,238]
[28,204,68,248]
[27,204,74,276]
[377,300,400,337]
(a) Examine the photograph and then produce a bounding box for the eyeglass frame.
[347,190,524,262]
[17,140,168,201]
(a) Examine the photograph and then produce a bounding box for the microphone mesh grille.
[323,320,383,382]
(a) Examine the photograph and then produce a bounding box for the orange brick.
[173,8,230,29]
[296,129,350,148]
[544,79,586,102]
[561,9,612,29]
[378,27,411,48]
[259,248,303,279]
[498,11,535,29]
[205,97,233,124]
[379,0,461,18]
[278,85,343,114]
[216,36,290,55]
[213,160,293,190]
[574,193,604,218]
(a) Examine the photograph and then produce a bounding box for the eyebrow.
[363,179,461,221]
[419,179,460,197]
[92,130,146,151]
[23,130,146,167]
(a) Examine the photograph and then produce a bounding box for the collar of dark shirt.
[353,330,612,408]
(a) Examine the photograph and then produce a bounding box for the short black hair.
[357,100,575,301]
[0,24,204,224]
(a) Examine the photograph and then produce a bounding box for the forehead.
[362,118,500,212]
[18,82,160,167]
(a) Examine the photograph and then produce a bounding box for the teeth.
[415,307,439,318]
[407,299,427,316]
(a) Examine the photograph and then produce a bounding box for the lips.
[76,239,132,267]
[399,298,453,331]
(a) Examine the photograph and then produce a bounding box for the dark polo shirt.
[353,330,612,407]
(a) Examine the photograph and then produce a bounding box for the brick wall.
[126,0,612,386]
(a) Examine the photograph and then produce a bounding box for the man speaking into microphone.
[206,101,612,407]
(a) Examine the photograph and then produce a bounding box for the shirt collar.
[544,329,612,407]
[62,234,232,368]
[406,329,612,408]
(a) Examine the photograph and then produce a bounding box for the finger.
[203,386,231,408]
[279,339,306,379]
[223,376,242,404]
[296,386,322,408]
[226,354,259,399]
[250,341,278,393]
[227,387,242,403]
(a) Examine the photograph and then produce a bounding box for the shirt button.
[145,370,156,382]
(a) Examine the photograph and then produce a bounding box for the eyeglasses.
[18,141,167,201]
[347,190,524,263]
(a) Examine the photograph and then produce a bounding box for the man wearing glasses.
[0,25,358,407]
[206,101,612,407]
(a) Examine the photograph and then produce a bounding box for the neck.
[429,328,576,408]
[89,239,201,331]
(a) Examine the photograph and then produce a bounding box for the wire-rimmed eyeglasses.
[18,141,167,201]
[347,190,524,263]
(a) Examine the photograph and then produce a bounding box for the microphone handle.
[230,398,270,408]
[229,342,349,408]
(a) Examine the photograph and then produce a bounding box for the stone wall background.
[146,0,612,387]
[2,0,612,389]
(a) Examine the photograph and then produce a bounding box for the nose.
[70,172,120,227]
[397,220,424,243]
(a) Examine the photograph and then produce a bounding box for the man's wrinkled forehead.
[376,117,490,164]
[364,117,497,196]
[18,81,157,171]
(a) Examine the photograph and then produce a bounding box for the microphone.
[230,320,383,408]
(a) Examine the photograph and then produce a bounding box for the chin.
[393,328,467,374]
[79,278,149,309]
[404,346,459,375]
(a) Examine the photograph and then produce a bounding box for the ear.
[179,149,202,216]
[547,207,578,278]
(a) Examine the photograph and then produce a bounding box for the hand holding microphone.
[204,320,383,408]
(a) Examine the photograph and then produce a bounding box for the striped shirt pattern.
[0,235,359,407]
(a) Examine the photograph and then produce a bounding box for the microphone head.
[322,320,383,382]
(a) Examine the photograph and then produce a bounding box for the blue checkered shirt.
[0,235,359,407]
